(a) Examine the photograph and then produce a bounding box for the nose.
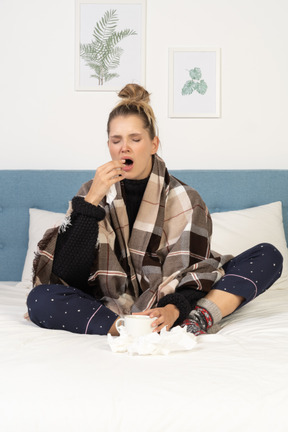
[121,140,130,152]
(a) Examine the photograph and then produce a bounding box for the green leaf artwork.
[182,67,208,96]
[80,9,137,86]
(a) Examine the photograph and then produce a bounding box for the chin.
[125,174,138,180]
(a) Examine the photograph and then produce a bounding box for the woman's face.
[108,115,159,180]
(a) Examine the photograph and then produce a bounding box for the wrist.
[84,192,101,207]
[158,293,191,327]
[164,304,180,320]
[72,196,105,220]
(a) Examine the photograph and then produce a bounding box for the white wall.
[1,0,287,170]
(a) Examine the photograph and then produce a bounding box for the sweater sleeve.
[157,286,206,326]
[52,196,105,290]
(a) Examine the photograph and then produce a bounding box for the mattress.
[1,282,288,432]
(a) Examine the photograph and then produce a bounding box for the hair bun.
[108,83,157,139]
[118,83,150,104]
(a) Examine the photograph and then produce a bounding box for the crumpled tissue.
[107,325,197,356]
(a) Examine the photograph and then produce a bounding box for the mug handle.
[116,317,125,333]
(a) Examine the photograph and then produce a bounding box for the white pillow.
[211,201,288,290]
[20,208,65,289]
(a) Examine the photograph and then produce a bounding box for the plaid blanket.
[33,155,231,315]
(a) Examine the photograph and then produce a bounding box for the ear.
[151,136,160,155]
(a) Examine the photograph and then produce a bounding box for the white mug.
[116,315,156,337]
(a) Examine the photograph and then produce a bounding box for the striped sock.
[181,298,222,335]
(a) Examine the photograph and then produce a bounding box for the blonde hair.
[107,83,157,139]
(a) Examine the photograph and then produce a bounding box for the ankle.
[194,305,213,330]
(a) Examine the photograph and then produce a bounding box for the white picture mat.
[75,0,146,91]
[169,48,221,118]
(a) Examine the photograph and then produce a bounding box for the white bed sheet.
[0,282,288,432]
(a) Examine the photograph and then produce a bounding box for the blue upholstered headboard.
[1,169,288,281]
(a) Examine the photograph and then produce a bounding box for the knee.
[255,243,283,281]
[259,243,283,266]
[27,285,51,326]
[27,284,50,308]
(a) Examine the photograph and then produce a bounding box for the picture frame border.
[168,47,221,118]
[75,0,146,92]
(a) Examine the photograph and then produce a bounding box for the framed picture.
[169,48,221,118]
[75,0,146,91]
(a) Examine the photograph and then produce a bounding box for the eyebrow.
[110,133,142,139]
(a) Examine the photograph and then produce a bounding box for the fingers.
[133,310,169,332]
[152,315,171,332]
[85,160,125,205]
[97,161,125,189]
[149,309,171,332]
[97,160,125,182]
[134,307,176,333]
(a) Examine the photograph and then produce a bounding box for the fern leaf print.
[80,9,137,86]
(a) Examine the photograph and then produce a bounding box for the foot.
[181,306,213,335]
[181,318,207,336]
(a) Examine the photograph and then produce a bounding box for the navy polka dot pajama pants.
[213,243,283,306]
[27,243,283,335]
[27,285,118,335]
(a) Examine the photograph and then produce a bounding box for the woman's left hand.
[134,304,180,332]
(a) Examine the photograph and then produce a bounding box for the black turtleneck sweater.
[121,177,149,233]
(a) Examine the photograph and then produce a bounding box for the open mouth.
[122,158,134,172]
